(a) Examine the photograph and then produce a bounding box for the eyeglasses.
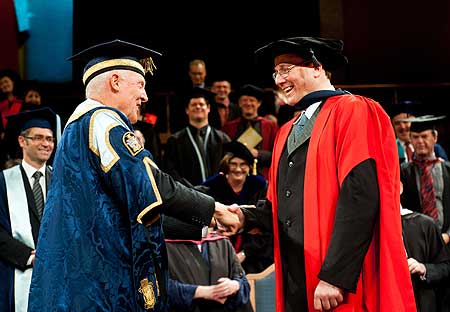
[272,60,312,81]
[23,135,55,143]
[229,161,249,169]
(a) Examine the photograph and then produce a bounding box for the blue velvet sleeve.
[225,274,251,310]
[168,278,197,309]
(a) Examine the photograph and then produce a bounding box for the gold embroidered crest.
[123,131,144,156]
[139,278,156,310]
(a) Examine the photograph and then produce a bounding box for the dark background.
[72,0,320,92]
[22,0,450,151]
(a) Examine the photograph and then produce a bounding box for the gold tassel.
[252,158,258,175]
[140,57,157,76]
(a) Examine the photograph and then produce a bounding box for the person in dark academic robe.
[400,115,450,245]
[163,87,230,187]
[196,140,272,274]
[163,216,252,312]
[401,207,450,312]
[0,107,57,312]
[222,84,278,179]
[221,37,416,311]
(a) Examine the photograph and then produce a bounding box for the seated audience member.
[163,87,230,187]
[401,182,450,312]
[20,81,42,112]
[400,115,450,245]
[387,101,448,163]
[164,215,253,312]
[0,69,22,129]
[210,79,239,128]
[222,84,278,179]
[196,140,273,274]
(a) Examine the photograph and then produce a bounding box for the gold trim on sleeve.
[137,157,163,224]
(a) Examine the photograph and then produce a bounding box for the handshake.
[211,202,247,236]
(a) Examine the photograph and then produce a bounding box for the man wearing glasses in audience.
[0,107,57,312]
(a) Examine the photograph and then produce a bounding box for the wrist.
[210,216,218,230]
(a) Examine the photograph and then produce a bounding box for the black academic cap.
[67,39,162,86]
[254,36,348,70]
[403,115,446,133]
[162,215,203,241]
[223,140,255,165]
[185,87,215,107]
[236,84,265,101]
[5,107,57,136]
[385,100,420,118]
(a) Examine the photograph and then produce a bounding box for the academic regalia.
[221,116,278,178]
[164,216,252,312]
[163,125,230,186]
[198,173,273,274]
[402,210,450,312]
[0,164,51,312]
[243,91,416,311]
[28,100,215,311]
[400,149,450,234]
[0,96,22,128]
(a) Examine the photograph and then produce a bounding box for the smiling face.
[0,76,14,94]
[19,127,55,166]
[226,156,250,184]
[24,90,42,105]
[238,95,261,119]
[185,97,210,124]
[391,113,413,141]
[273,54,322,106]
[115,71,148,124]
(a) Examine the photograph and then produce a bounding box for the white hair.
[85,70,131,98]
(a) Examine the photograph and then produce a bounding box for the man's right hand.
[213,202,242,235]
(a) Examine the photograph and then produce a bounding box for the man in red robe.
[224,37,416,311]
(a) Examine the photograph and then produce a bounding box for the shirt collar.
[21,160,46,180]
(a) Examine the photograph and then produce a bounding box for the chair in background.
[246,263,275,312]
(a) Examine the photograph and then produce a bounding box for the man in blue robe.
[28,39,238,312]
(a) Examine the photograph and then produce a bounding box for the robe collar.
[294,89,349,111]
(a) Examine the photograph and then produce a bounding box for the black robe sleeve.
[141,165,215,227]
[0,173,33,271]
[318,159,380,293]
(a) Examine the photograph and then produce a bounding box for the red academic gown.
[0,97,22,128]
[267,94,416,311]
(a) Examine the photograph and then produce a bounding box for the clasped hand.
[213,202,244,235]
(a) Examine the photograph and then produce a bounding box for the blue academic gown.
[28,99,215,311]
[0,164,51,312]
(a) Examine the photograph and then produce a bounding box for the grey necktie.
[287,112,309,154]
[32,171,44,219]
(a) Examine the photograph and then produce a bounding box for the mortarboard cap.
[185,87,215,107]
[401,115,446,133]
[224,140,255,166]
[254,36,348,70]
[67,39,162,86]
[162,215,203,241]
[6,107,56,133]
[237,84,265,101]
[5,107,57,136]
[385,100,420,118]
